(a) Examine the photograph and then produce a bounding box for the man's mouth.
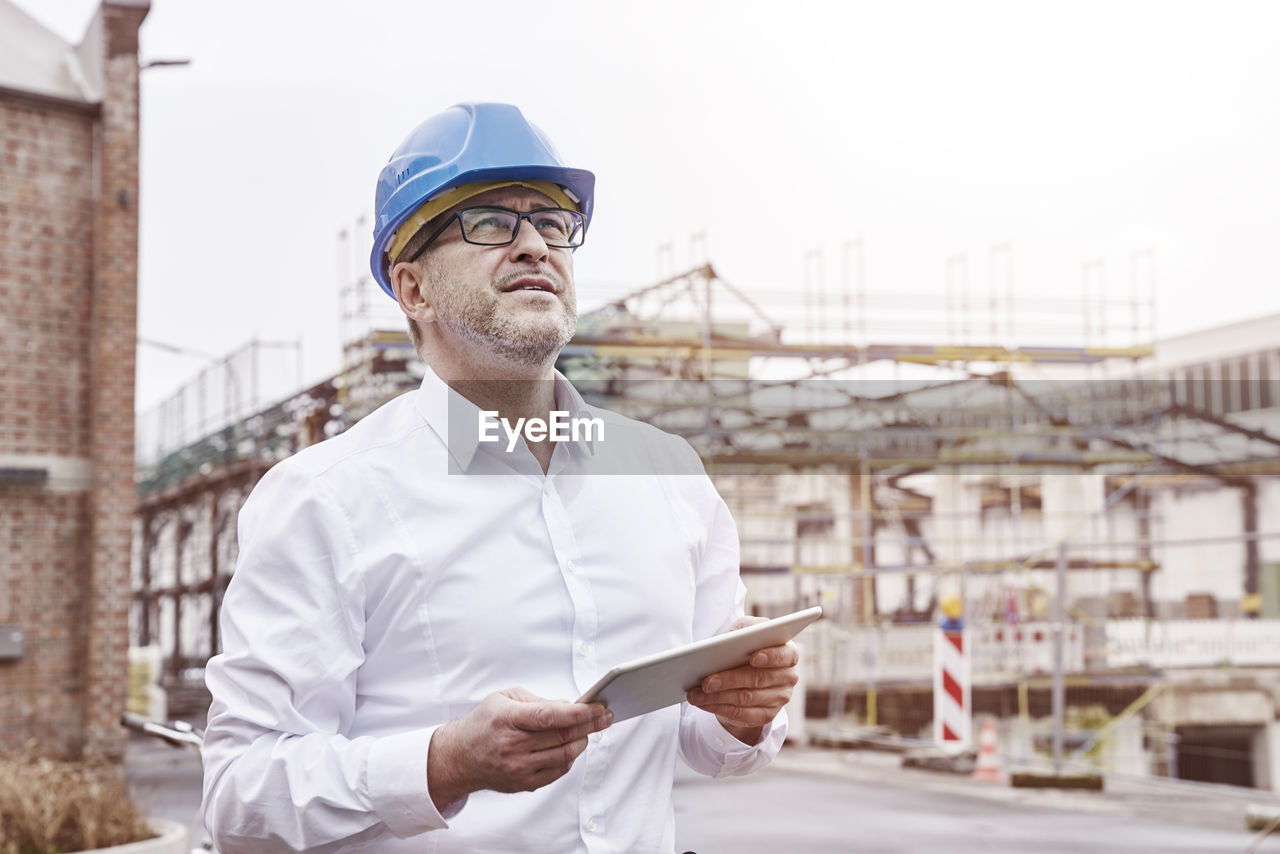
[503,277,557,294]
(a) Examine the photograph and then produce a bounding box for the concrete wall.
[1252,722,1279,792]
[0,0,148,761]
[1156,313,1280,369]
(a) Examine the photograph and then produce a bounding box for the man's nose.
[506,215,550,262]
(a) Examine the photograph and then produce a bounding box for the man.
[202,102,799,853]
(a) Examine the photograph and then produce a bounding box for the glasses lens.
[458,208,521,245]
[456,207,586,247]
[530,209,585,247]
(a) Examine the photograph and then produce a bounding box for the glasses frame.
[404,206,586,264]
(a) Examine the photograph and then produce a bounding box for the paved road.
[127,735,1276,853]
[125,733,207,846]
[672,754,1269,853]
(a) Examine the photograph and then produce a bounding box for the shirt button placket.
[540,478,597,693]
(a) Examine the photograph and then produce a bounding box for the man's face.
[414,186,578,368]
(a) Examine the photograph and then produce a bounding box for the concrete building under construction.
[128,241,1280,789]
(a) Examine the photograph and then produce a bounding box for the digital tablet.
[576,606,823,723]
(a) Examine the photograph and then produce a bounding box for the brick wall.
[83,0,149,764]
[0,104,95,459]
[0,100,97,759]
[0,0,148,761]
[0,494,90,755]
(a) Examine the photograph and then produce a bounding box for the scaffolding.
[132,244,1280,789]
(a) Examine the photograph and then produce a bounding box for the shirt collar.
[413,363,599,473]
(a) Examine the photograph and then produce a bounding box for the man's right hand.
[427,687,614,810]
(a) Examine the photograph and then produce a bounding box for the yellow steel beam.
[703,452,1159,469]
[567,338,1154,363]
[589,345,754,361]
[785,558,1157,576]
[1068,681,1168,760]
[966,558,1160,573]
[1017,675,1095,689]
[790,563,866,575]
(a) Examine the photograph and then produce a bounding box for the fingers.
[492,734,591,793]
[522,708,614,752]
[523,737,589,790]
[687,670,797,707]
[531,735,590,774]
[692,698,790,728]
[510,698,610,733]
[465,691,614,795]
[745,642,800,670]
[757,643,800,668]
[694,643,801,695]
[685,640,801,727]
[725,615,768,632]
[687,671,794,727]
[687,684,794,714]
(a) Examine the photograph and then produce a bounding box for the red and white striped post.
[933,595,971,751]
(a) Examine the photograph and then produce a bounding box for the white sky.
[16,0,1280,411]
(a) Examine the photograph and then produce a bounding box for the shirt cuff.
[366,725,465,837]
[694,706,788,778]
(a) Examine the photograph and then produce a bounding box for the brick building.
[0,0,149,761]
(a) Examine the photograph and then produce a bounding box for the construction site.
[7,1,1280,850]
[132,238,1280,793]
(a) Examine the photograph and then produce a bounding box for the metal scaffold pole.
[861,462,876,727]
[1052,541,1067,775]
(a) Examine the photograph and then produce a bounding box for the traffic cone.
[971,716,1005,783]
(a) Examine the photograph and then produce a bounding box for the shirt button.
[578,642,591,657]
[591,731,603,743]
[715,736,726,747]
[566,559,578,574]
[586,819,599,833]
[543,481,552,496]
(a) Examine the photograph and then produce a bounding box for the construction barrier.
[933,625,970,750]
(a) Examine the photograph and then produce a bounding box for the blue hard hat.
[369,102,596,298]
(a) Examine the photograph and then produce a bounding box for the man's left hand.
[685,616,800,745]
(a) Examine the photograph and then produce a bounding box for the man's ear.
[391,261,435,325]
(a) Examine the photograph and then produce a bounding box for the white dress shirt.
[201,366,785,853]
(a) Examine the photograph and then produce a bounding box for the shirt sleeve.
[201,461,460,853]
[674,469,788,777]
[678,704,788,778]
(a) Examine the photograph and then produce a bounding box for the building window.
[1208,361,1225,416]
[1234,356,1251,413]
[1171,369,1187,408]
[796,502,835,539]
[1223,359,1239,414]
[1244,354,1260,411]
[1261,350,1276,409]
[1190,363,1207,412]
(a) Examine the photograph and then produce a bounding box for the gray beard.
[428,263,577,368]
[451,304,577,366]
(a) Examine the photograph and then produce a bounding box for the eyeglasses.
[405,206,586,263]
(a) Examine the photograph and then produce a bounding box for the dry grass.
[0,755,155,854]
